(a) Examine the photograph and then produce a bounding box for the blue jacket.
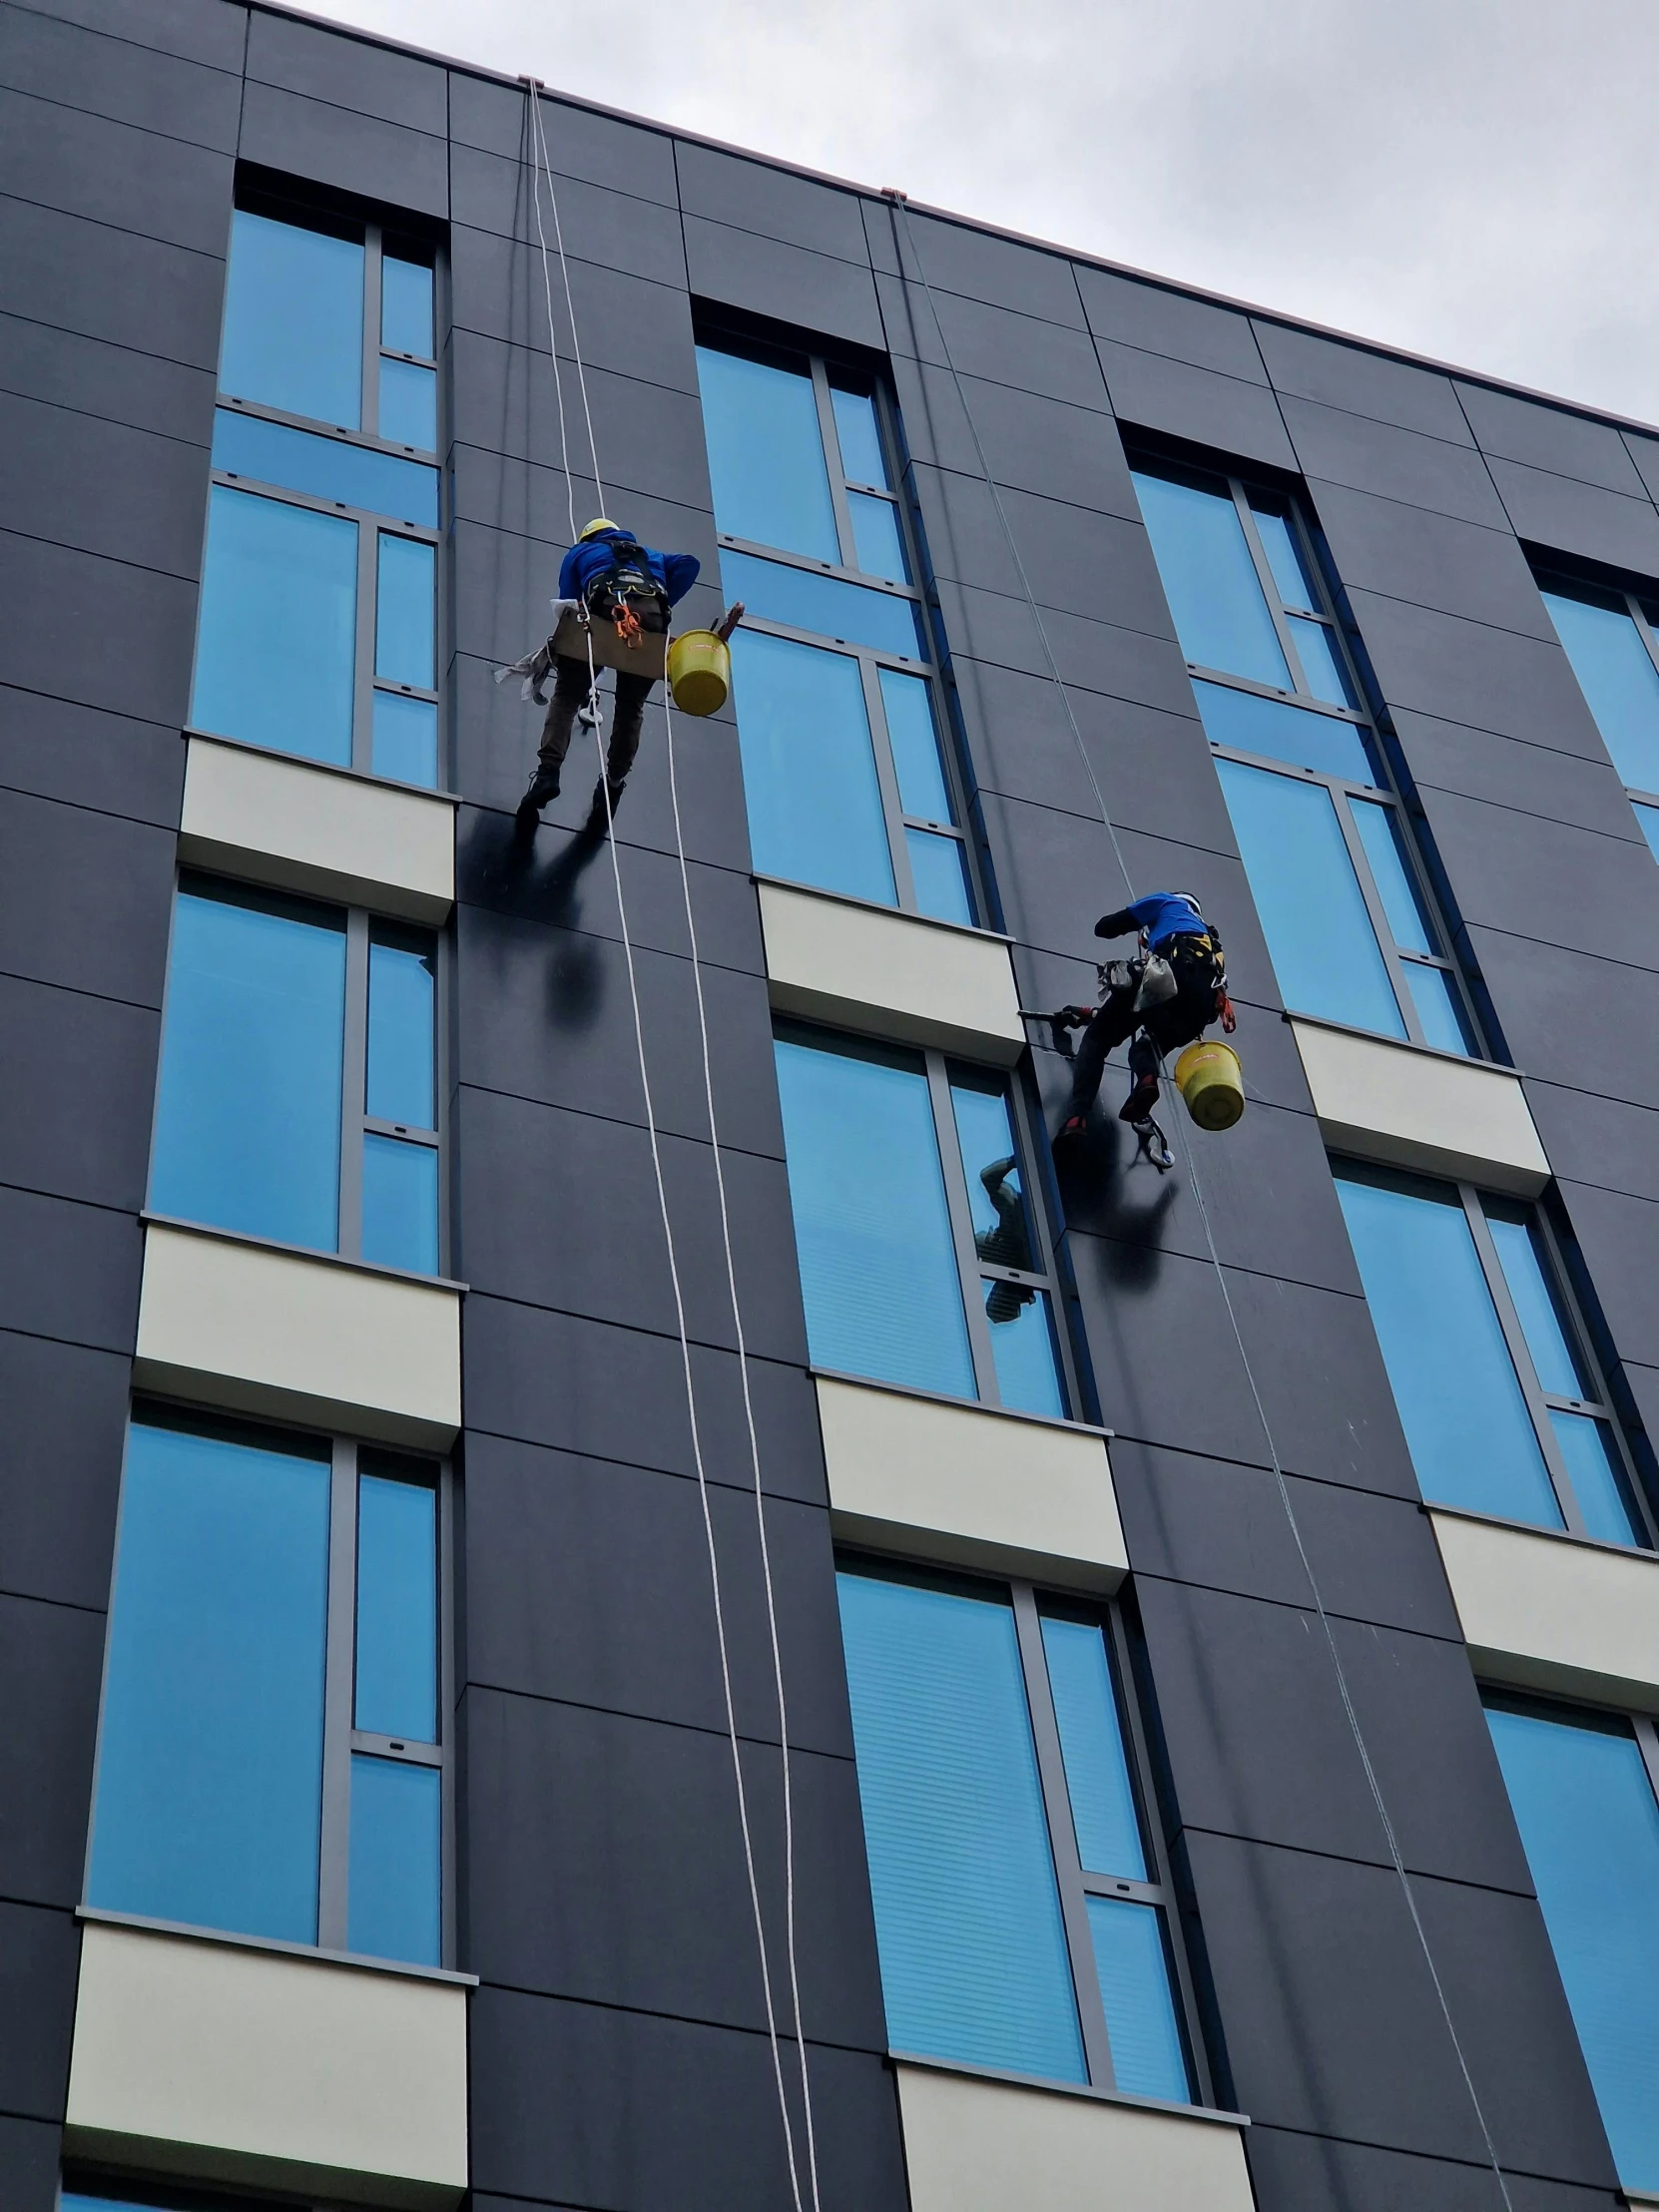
[1095,891,1209,950]
[558,528,700,606]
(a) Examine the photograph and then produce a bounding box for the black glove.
[1094,907,1137,939]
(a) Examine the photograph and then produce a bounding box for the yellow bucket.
[1174,1041,1245,1131]
[667,630,731,717]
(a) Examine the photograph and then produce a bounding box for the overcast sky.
[310,0,1659,426]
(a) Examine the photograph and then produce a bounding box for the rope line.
[887,193,1516,2211]
[522,84,819,2212]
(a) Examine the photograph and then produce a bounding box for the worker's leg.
[1059,992,1137,1125]
[520,656,591,814]
[1124,975,1220,1121]
[605,672,655,789]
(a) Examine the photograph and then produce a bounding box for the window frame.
[1535,566,1659,843]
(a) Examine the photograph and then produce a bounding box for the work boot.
[517,763,561,818]
[590,774,627,822]
[1118,1074,1161,1123]
[1053,1113,1090,1146]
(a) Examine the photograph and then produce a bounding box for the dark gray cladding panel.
[449,75,681,206]
[1622,429,1659,509]
[684,214,884,352]
[0,83,233,254]
[1523,1081,1659,1205]
[461,1432,851,1754]
[1455,379,1649,498]
[0,532,196,725]
[0,2112,61,2212]
[875,271,1111,412]
[0,1592,103,1907]
[0,193,225,369]
[0,787,176,1008]
[0,1185,143,1356]
[1471,928,1659,1108]
[0,973,158,1212]
[1139,1580,1533,1890]
[462,1690,883,2043]
[1245,2125,1623,2212]
[0,309,219,446]
[20,0,247,72]
[245,9,446,134]
[0,688,183,829]
[450,447,716,570]
[0,389,207,583]
[0,1902,79,2121]
[448,240,697,393]
[1486,453,1659,576]
[1279,395,1510,531]
[238,81,447,220]
[1417,786,1659,965]
[0,1329,127,1612]
[0,2,242,149]
[676,140,869,266]
[1345,589,1609,754]
[1252,321,1473,445]
[1553,1178,1659,1371]
[468,1987,907,2211]
[1095,339,1298,474]
[448,155,689,288]
[1305,478,1557,641]
[1184,1832,1615,2180]
[462,1300,829,1506]
[1111,1441,1462,1638]
[889,354,1142,517]
[932,581,1195,715]
[1075,266,1266,383]
[1391,710,1642,844]
[866,201,1087,329]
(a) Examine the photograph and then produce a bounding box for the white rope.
[523,85,577,548]
[529,89,606,514]
[888,194,1517,2211]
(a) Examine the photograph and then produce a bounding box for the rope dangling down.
[884,195,1516,2211]
[522,85,823,2212]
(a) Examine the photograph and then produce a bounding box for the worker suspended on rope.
[1050,890,1236,1145]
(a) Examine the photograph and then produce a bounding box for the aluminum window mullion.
[1186,664,1370,728]
[361,225,382,439]
[716,532,924,606]
[1009,1583,1117,2091]
[351,517,378,774]
[999,1070,1080,1419]
[1624,591,1659,688]
[438,1460,456,1966]
[339,911,370,1260]
[316,1439,357,1952]
[1230,480,1309,697]
[809,356,859,573]
[1529,1206,1659,1547]
[1631,1713,1659,1805]
[925,1051,1000,1403]
[1330,789,1426,1045]
[1461,1189,1587,1536]
[860,654,919,910]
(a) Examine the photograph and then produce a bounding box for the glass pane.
[355,1469,438,1739]
[1636,802,1659,859]
[381,253,434,356]
[774,1035,974,1397]
[376,533,435,688]
[1543,589,1659,794]
[1335,1174,1563,1526]
[1216,760,1404,1035]
[1253,503,1319,611]
[362,1135,440,1275]
[730,630,895,905]
[1549,1410,1643,1547]
[906,829,974,925]
[1193,679,1378,786]
[830,382,889,488]
[1086,1896,1191,2102]
[213,407,438,526]
[348,1754,441,1965]
[87,1419,330,1942]
[373,691,439,786]
[1041,1618,1145,1876]
[696,344,838,561]
[379,358,437,451]
[949,1077,1033,1270]
[1350,800,1434,954]
[367,931,436,1127]
[837,1571,1085,2081]
[1486,1705,1659,2192]
[221,208,362,428]
[1289,615,1358,708]
[848,490,908,583]
[151,884,345,1250]
[1403,962,1473,1056]
[986,1285,1066,1418]
[720,547,926,659]
[192,485,357,766]
[880,668,953,821]
[1484,1212,1584,1399]
[1133,468,1291,688]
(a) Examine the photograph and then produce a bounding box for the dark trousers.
[538,653,654,786]
[1064,968,1215,1119]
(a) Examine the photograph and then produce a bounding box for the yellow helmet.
[579,516,618,540]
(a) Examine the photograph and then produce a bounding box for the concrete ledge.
[181,733,455,923]
[65,1920,466,2208]
[759,879,1025,1064]
[1290,1018,1549,1196]
[894,2061,1253,2212]
[135,1223,461,1448]
[816,1375,1126,1591]
[1429,1507,1659,1711]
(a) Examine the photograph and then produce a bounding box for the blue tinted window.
[377,359,438,452]
[192,485,357,766]
[1216,760,1403,1035]
[730,631,894,904]
[837,1571,1085,2081]
[1350,800,1433,954]
[1637,802,1659,859]
[1134,469,1290,688]
[362,1135,439,1274]
[367,932,436,1127]
[1403,962,1472,1056]
[1041,1617,1145,1878]
[880,669,953,820]
[1544,589,1659,794]
[1086,1896,1191,2102]
[373,691,439,786]
[907,829,974,925]
[1487,1705,1659,2192]
[1549,1411,1642,1547]
[1485,1214,1582,1398]
[1336,1175,1562,1526]
[381,254,434,356]
[1289,615,1357,707]
[213,407,438,525]
[986,1290,1065,1418]
[348,1754,441,1964]
[1253,505,1319,611]
[88,1420,330,1942]
[355,1470,438,1739]
[950,1078,1033,1268]
[377,533,435,688]
[221,209,362,427]
[775,1035,973,1397]
[831,383,889,488]
[696,345,837,561]
[720,549,925,659]
[1194,680,1377,785]
[848,490,908,582]
[151,884,345,1251]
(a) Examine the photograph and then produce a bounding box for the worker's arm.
[1093,905,1140,939]
[557,543,586,599]
[662,552,701,604]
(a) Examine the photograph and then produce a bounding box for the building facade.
[5,3,1659,2208]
